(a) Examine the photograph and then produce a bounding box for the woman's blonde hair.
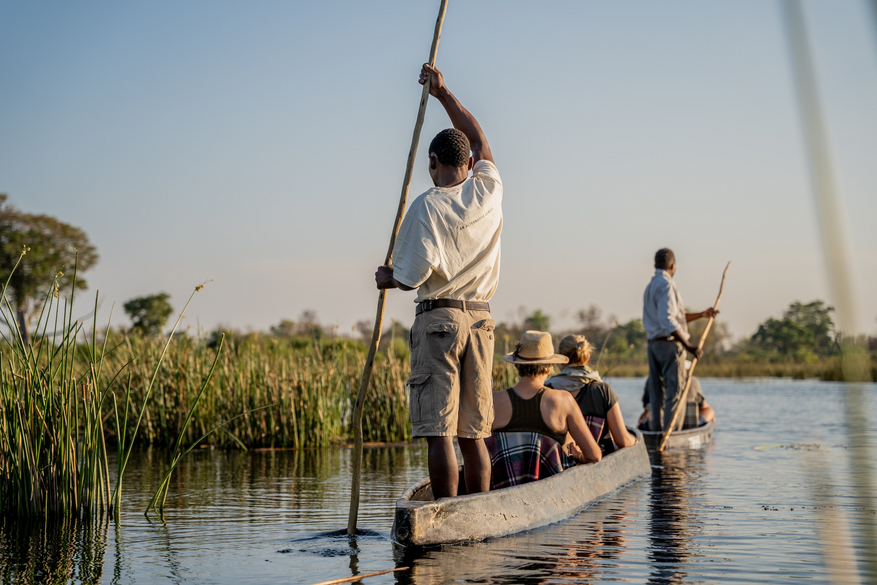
[558,334,593,365]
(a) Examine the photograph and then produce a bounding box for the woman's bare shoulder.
[543,387,576,409]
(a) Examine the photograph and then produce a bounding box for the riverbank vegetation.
[492,300,877,382]
[6,298,873,455]
[21,304,868,455]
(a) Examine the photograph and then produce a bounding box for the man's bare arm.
[375,265,415,291]
[419,64,494,164]
[685,307,719,322]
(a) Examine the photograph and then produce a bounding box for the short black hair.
[515,363,553,378]
[428,128,470,168]
[655,248,675,270]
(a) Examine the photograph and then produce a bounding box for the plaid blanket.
[682,402,699,429]
[584,415,605,441]
[485,431,573,490]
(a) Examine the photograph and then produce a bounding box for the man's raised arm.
[419,64,494,164]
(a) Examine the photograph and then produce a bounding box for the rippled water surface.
[2,379,875,584]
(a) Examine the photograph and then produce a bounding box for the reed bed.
[0,255,220,518]
[0,259,122,518]
[95,334,412,449]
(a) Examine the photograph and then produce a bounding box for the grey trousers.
[647,340,686,432]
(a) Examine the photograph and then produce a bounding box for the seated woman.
[487,331,602,490]
[638,364,715,430]
[545,335,637,454]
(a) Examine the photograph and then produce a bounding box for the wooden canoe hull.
[641,420,716,450]
[392,429,651,547]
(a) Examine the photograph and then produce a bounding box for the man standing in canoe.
[643,248,718,432]
[375,64,501,498]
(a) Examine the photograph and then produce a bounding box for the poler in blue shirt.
[642,248,719,431]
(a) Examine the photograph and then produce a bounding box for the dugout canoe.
[392,428,651,547]
[641,420,716,450]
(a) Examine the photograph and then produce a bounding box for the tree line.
[3,194,875,368]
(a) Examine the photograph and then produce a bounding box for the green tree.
[296,310,323,338]
[784,300,835,354]
[752,317,815,357]
[750,299,835,358]
[123,293,174,337]
[269,319,297,338]
[618,318,648,352]
[268,311,324,340]
[523,309,551,332]
[0,194,98,345]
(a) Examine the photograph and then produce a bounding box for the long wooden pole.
[309,567,408,585]
[347,0,449,535]
[658,262,731,452]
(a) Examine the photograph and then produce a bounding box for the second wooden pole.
[658,262,730,452]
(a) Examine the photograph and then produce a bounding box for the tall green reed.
[0,252,214,518]
[0,251,113,517]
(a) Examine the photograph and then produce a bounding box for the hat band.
[513,345,554,362]
[513,353,553,361]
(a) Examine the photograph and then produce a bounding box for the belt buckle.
[422,300,433,313]
[460,300,467,312]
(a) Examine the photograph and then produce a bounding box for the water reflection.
[548,507,630,582]
[0,516,108,585]
[647,448,709,584]
[392,491,640,584]
[110,518,124,585]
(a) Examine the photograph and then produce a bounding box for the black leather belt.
[415,299,490,316]
[648,336,677,343]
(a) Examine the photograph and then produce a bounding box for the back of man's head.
[429,128,470,168]
[655,248,675,270]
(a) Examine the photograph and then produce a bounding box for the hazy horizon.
[3,1,876,341]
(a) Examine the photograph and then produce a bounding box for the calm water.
[2,379,875,584]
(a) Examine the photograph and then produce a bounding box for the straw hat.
[503,331,569,365]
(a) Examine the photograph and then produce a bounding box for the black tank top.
[500,387,568,444]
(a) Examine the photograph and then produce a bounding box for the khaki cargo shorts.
[406,307,495,439]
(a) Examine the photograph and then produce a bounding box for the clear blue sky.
[2,0,876,339]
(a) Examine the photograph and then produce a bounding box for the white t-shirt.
[392,159,503,303]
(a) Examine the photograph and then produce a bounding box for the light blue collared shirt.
[642,269,689,342]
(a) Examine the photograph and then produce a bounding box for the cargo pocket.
[472,318,496,353]
[426,321,458,357]
[474,318,496,338]
[406,372,433,425]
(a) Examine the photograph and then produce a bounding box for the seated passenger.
[545,335,638,455]
[487,331,602,490]
[638,362,715,429]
